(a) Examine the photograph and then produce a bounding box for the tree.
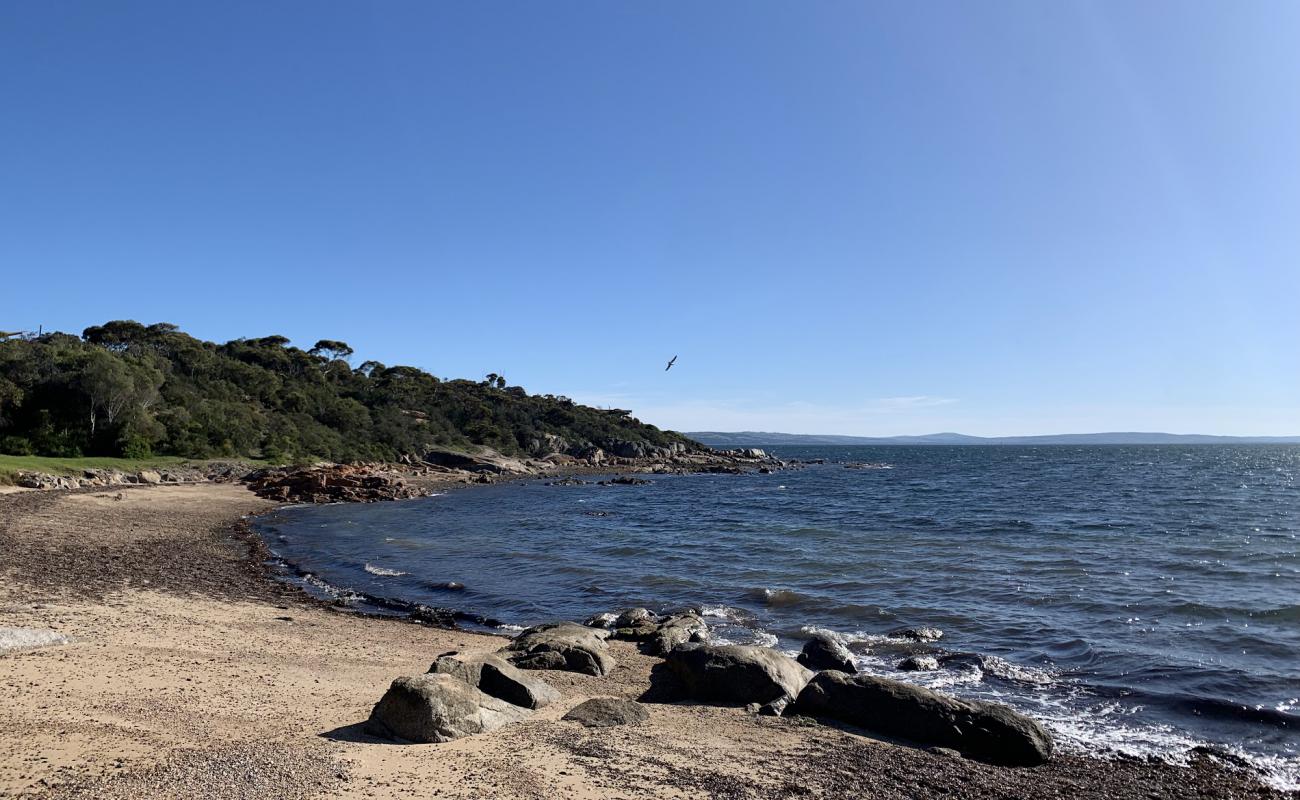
[310,339,354,363]
[78,350,162,442]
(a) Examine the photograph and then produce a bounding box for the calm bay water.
[255,445,1299,787]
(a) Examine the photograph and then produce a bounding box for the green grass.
[0,454,268,484]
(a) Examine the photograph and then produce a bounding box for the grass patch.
[0,455,269,485]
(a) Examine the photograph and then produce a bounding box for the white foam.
[699,605,742,620]
[364,563,408,577]
[0,627,71,654]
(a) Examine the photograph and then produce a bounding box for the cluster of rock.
[584,607,709,655]
[245,464,433,503]
[11,462,251,491]
[362,610,1054,767]
[366,622,639,743]
[663,633,1053,767]
[366,652,559,743]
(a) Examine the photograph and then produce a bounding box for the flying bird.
[665,355,677,371]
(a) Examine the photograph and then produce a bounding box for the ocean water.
[255,445,1299,788]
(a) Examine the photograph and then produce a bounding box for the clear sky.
[3,1,1297,436]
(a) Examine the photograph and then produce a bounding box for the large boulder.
[562,697,650,728]
[665,644,812,705]
[428,653,560,709]
[502,622,615,677]
[796,634,857,673]
[790,671,1053,766]
[364,673,532,743]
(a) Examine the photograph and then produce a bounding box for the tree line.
[0,321,695,463]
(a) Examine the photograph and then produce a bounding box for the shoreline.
[1,483,1292,798]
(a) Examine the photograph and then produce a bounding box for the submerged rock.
[562,697,650,727]
[790,671,1053,766]
[502,622,615,676]
[428,653,560,709]
[665,644,813,705]
[897,655,940,672]
[796,634,857,673]
[888,626,944,642]
[365,673,532,743]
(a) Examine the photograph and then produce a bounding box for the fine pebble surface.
[256,444,1300,789]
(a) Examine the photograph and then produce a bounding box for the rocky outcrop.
[562,697,649,728]
[245,464,430,504]
[796,634,857,673]
[501,622,616,676]
[790,671,1053,766]
[665,644,812,706]
[428,653,559,710]
[364,673,532,743]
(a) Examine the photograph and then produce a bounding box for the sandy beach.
[0,483,1290,799]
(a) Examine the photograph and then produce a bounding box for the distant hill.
[689,431,1300,447]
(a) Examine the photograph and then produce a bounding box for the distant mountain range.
[688,431,1300,447]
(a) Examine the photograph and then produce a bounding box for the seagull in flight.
[665,355,677,371]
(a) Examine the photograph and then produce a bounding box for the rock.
[137,469,162,484]
[758,696,791,716]
[428,654,559,709]
[928,747,964,759]
[898,655,940,671]
[790,671,1053,766]
[888,626,944,642]
[665,644,813,705]
[599,476,653,486]
[502,622,616,677]
[583,612,618,629]
[796,634,857,673]
[562,697,650,728]
[643,612,709,656]
[364,673,532,743]
[245,464,429,504]
[614,608,658,628]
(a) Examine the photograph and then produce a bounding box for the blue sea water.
[255,445,1299,787]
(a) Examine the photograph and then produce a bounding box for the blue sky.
[3,1,1297,436]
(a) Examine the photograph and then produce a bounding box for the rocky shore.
[1,483,1292,798]
[5,445,793,505]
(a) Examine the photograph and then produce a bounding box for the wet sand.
[0,484,1290,799]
